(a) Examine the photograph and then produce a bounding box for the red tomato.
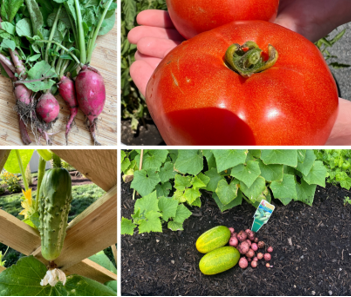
[166,0,280,39]
[146,21,338,145]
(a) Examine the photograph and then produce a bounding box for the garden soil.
[122,181,351,296]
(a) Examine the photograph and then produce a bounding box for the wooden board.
[54,149,117,192]
[0,15,117,146]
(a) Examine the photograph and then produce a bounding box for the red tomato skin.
[146,21,338,145]
[166,0,280,39]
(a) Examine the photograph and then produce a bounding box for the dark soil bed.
[122,181,351,296]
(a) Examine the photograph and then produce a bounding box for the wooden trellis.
[0,150,117,284]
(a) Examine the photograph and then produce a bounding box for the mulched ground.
[121,181,351,296]
[0,171,92,196]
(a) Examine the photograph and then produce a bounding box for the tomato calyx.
[225,41,278,77]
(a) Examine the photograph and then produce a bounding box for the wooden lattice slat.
[54,150,117,192]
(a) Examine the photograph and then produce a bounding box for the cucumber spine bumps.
[38,168,73,261]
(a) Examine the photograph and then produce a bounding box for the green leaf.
[0,255,66,295]
[121,157,131,173]
[231,160,261,188]
[4,149,34,174]
[155,182,172,197]
[1,39,16,51]
[104,280,117,294]
[174,150,203,175]
[202,150,216,170]
[158,197,178,221]
[296,150,316,176]
[172,189,186,203]
[197,173,210,188]
[204,168,225,192]
[215,179,238,206]
[1,22,15,34]
[159,161,176,183]
[138,211,162,233]
[140,150,169,170]
[134,191,159,214]
[25,0,44,35]
[168,221,184,231]
[23,61,58,92]
[88,251,117,274]
[335,172,351,190]
[270,174,297,205]
[174,174,191,191]
[250,150,261,158]
[190,197,201,207]
[212,191,242,212]
[240,176,266,202]
[295,179,317,206]
[261,150,298,167]
[258,159,284,182]
[303,161,327,187]
[65,274,116,295]
[1,0,24,22]
[184,187,201,204]
[131,169,160,196]
[212,149,247,172]
[173,204,192,224]
[191,175,207,189]
[121,217,136,235]
[16,18,32,37]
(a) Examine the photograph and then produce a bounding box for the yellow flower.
[19,188,34,219]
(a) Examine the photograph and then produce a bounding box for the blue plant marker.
[251,200,275,232]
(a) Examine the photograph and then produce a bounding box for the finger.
[137,10,175,29]
[128,26,184,44]
[137,37,181,59]
[130,60,155,97]
[326,98,351,145]
[135,51,162,69]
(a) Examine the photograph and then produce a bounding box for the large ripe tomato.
[166,0,280,39]
[146,21,338,145]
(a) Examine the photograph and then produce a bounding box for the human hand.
[128,8,351,145]
[128,10,184,97]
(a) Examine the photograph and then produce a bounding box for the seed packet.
[251,200,275,232]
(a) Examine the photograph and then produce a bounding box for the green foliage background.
[121,0,167,131]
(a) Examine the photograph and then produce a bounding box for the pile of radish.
[0,0,117,145]
[228,227,274,269]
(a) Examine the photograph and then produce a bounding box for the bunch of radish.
[228,227,274,269]
[0,0,116,145]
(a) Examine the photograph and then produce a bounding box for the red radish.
[266,263,270,268]
[232,232,237,238]
[239,257,248,269]
[251,243,258,251]
[254,238,258,243]
[257,252,263,260]
[237,230,247,242]
[264,253,271,261]
[238,241,250,254]
[229,227,235,234]
[58,76,79,144]
[251,260,258,268]
[267,246,273,253]
[75,65,106,145]
[253,257,258,262]
[245,249,255,258]
[258,241,265,249]
[36,93,60,123]
[229,237,238,247]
